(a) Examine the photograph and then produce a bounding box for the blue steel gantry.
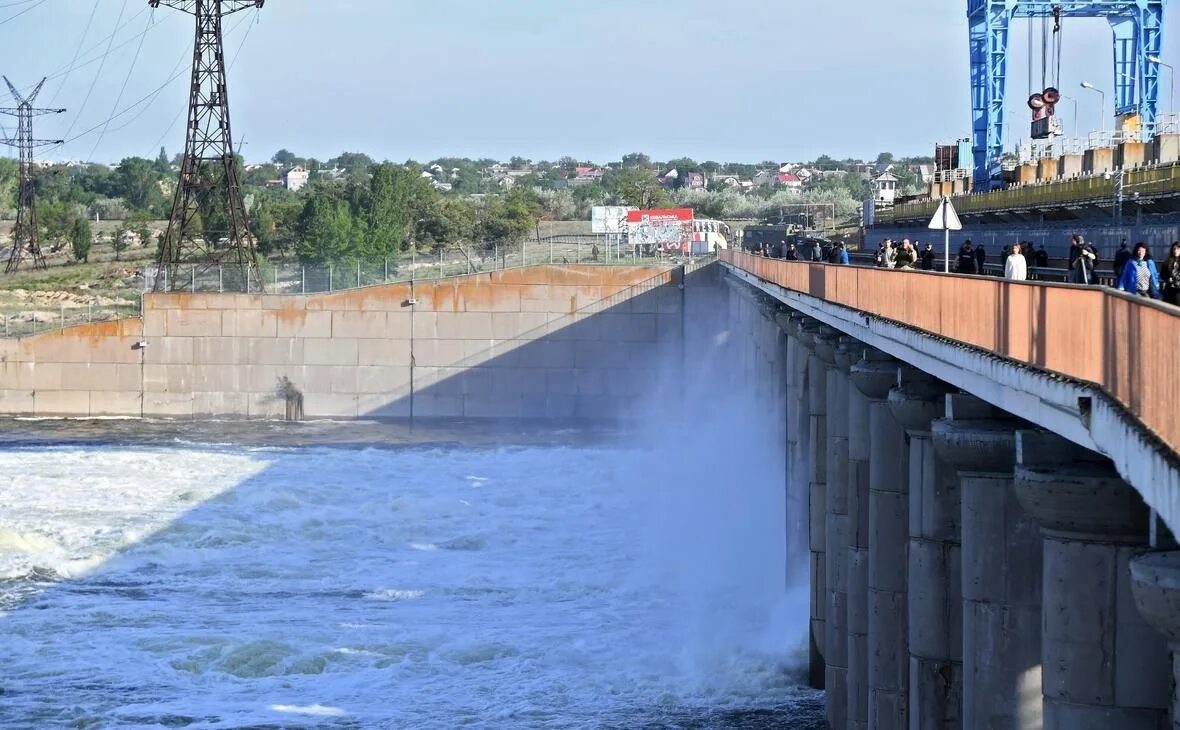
[968,0,1166,190]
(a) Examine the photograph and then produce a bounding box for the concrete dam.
[1,258,1179,729]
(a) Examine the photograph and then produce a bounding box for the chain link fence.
[2,237,717,338]
[143,237,711,294]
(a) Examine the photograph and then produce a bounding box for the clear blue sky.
[2,0,1177,165]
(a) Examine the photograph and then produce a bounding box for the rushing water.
[0,420,820,729]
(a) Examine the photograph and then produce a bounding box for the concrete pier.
[888,368,961,730]
[1015,432,1170,729]
[799,319,827,690]
[820,327,850,730]
[839,336,871,730]
[1128,550,1180,726]
[778,312,810,582]
[932,395,1042,729]
[850,349,907,730]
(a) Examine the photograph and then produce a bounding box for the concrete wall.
[0,265,685,421]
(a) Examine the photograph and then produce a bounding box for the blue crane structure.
[968,0,1166,190]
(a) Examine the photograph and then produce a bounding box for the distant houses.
[284,165,309,192]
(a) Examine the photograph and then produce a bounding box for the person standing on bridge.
[895,240,917,269]
[785,242,799,261]
[957,241,977,274]
[810,239,824,262]
[1117,243,1161,299]
[919,242,936,270]
[973,242,987,273]
[1035,245,1049,268]
[1004,242,1027,281]
[1161,242,1180,306]
[1068,234,1099,285]
[1113,239,1132,280]
[833,242,849,265]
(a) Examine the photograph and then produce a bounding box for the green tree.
[272,149,299,167]
[296,191,357,263]
[112,225,130,261]
[612,167,671,209]
[154,147,171,174]
[110,157,165,213]
[70,217,92,262]
[366,164,436,257]
[620,152,652,169]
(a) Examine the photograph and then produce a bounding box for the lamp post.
[1080,81,1106,131]
[1147,55,1176,120]
[1059,94,1079,137]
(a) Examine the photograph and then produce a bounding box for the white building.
[872,170,899,207]
[284,165,310,192]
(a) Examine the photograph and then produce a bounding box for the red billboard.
[626,208,695,253]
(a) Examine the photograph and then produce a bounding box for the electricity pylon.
[150,0,264,292]
[0,77,64,273]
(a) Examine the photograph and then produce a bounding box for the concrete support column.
[842,337,872,730]
[1129,550,1180,726]
[888,367,961,730]
[799,319,827,690]
[818,327,849,730]
[777,312,810,582]
[1015,432,1170,729]
[932,395,1042,730]
[850,348,906,730]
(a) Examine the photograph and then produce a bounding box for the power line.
[87,11,155,160]
[63,0,131,140]
[48,0,102,106]
[0,0,48,26]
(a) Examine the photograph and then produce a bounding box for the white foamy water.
[0,440,817,729]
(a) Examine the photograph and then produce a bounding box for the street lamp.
[1147,55,1176,120]
[1080,82,1106,131]
[1059,94,1079,137]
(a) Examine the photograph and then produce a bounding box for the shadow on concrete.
[356,262,728,423]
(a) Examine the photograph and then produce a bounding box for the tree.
[875,152,895,167]
[155,147,171,174]
[272,149,299,167]
[110,157,165,213]
[70,217,92,262]
[112,225,130,261]
[479,187,538,246]
[366,163,436,257]
[620,152,652,169]
[296,190,357,263]
[612,167,671,210]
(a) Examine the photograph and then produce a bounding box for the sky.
[0,0,1177,165]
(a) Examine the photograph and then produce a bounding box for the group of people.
[1106,238,1180,304]
[758,239,850,264]
[874,239,937,270]
[755,230,1180,307]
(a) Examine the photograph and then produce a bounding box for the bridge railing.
[721,249,1180,454]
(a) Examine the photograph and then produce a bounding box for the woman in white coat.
[1004,242,1027,281]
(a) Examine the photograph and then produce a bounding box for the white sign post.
[927,197,963,273]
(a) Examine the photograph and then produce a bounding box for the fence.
[142,237,711,294]
[1,238,716,338]
[0,300,141,340]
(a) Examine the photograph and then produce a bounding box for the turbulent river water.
[0,420,821,729]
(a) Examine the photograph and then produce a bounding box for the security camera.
[132,341,149,350]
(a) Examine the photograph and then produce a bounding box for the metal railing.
[722,249,1180,454]
[0,300,141,339]
[141,238,711,294]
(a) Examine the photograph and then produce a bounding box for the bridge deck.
[721,250,1180,456]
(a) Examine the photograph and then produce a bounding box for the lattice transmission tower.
[150,0,264,292]
[0,78,64,274]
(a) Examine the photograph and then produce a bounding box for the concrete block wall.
[0,265,682,421]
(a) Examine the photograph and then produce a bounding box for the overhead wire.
[58,8,257,160]
[149,8,259,157]
[0,0,48,26]
[63,0,131,140]
[48,0,102,106]
[87,10,155,160]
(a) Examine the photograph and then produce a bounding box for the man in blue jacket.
[1117,243,1161,298]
